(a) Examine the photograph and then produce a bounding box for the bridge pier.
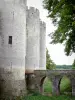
[51,76,61,95]
[25,73,36,93]
[34,71,46,94]
[26,74,61,95]
[71,78,75,96]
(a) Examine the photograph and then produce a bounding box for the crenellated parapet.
[26,7,40,37]
[27,7,40,19]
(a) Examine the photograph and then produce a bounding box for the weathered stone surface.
[0,68,26,98]
[26,7,40,72]
[0,0,46,98]
[71,79,75,96]
[25,73,36,92]
[26,70,75,96]
[40,21,46,70]
[0,0,27,98]
[25,7,46,72]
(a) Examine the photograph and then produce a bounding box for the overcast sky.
[27,0,75,65]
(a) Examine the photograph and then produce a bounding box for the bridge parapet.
[35,70,75,79]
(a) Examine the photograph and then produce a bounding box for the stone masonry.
[29,70,75,96]
[0,0,46,98]
[26,7,46,73]
[1,0,75,98]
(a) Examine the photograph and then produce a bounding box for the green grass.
[43,76,72,94]
[44,78,52,93]
[60,76,72,94]
[19,95,75,100]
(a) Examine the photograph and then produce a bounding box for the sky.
[27,0,75,65]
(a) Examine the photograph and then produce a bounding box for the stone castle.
[0,0,46,98]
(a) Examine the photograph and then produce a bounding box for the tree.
[43,0,75,55]
[46,48,56,69]
[72,59,75,69]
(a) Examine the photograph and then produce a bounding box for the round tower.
[26,7,40,73]
[40,21,46,70]
[0,0,27,98]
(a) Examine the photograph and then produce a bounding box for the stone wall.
[0,0,27,98]
[26,7,40,73]
[0,0,46,98]
[40,21,46,70]
[26,7,46,73]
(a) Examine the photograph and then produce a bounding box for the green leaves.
[46,48,56,69]
[43,0,75,55]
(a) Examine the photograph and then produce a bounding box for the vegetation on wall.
[46,48,56,69]
[43,0,75,56]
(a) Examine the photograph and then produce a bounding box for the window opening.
[8,36,12,44]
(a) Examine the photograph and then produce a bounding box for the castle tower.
[40,21,46,70]
[0,0,27,97]
[26,7,40,73]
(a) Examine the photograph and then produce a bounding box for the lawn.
[16,95,75,100]
[43,77,52,93]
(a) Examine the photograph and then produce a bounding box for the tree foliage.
[43,0,75,55]
[72,59,75,69]
[46,48,56,69]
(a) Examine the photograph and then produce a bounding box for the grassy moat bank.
[24,95,75,100]
[6,94,75,100]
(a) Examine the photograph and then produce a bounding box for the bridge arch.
[39,76,53,95]
[40,76,46,93]
[59,75,72,95]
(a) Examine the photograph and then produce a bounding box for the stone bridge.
[25,70,75,96]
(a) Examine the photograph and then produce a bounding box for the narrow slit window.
[9,36,12,44]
